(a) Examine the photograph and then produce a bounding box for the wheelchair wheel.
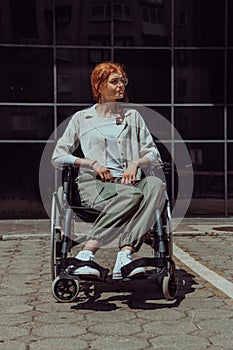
[51,276,80,303]
[50,186,63,281]
[162,263,178,300]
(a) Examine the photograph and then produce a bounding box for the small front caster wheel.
[162,273,178,300]
[52,276,79,303]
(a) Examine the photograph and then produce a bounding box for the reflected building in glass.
[0,0,232,218]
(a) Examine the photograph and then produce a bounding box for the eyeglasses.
[108,77,128,86]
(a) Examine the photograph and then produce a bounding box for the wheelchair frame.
[50,165,178,303]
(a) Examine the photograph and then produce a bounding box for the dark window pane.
[228,144,233,215]
[88,45,111,64]
[55,0,111,45]
[0,0,53,45]
[56,49,110,103]
[227,50,233,103]
[0,106,54,140]
[0,144,47,219]
[114,2,171,46]
[228,107,233,139]
[175,0,225,47]
[175,50,224,103]
[178,9,188,26]
[175,107,224,140]
[149,107,171,141]
[56,5,72,25]
[115,50,171,103]
[0,48,53,103]
[228,0,233,46]
[184,143,225,215]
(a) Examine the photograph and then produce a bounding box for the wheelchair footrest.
[121,257,166,279]
[65,257,109,280]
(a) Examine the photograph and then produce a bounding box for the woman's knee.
[126,187,144,206]
[145,176,165,192]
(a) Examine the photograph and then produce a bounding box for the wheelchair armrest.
[62,166,71,194]
[61,165,80,206]
[163,162,172,175]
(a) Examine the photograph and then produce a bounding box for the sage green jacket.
[52,104,162,180]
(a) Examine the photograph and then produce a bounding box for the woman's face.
[97,72,128,103]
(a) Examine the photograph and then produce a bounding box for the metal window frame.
[0,0,231,216]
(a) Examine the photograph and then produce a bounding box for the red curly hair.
[90,61,128,102]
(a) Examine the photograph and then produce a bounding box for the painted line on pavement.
[0,233,49,240]
[174,244,233,299]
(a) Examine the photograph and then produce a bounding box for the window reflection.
[0,48,53,102]
[0,0,53,45]
[55,0,111,45]
[179,143,225,215]
[114,0,170,46]
[88,37,111,64]
[0,106,54,140]
[0,144,47,218]
[175,50,224,103]
[227,50,233,103]
[228,144,233,215]
[0,0,231,218]
[115,49,170,103]
[0,0,226,48]
[53,0,171,46]
[92,2,111,21]
[228,0,233,46]
[175,107,224,140]
[148,107,171,141]
[228,108,233,139]
[174,0,224,47]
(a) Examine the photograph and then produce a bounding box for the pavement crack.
[190,310,203,330]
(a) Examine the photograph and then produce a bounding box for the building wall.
[0,0,232,218]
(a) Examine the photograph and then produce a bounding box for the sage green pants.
[76,172,166,251]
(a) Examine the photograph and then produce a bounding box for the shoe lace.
[124,252,132,264]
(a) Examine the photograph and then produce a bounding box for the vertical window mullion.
[171,0,175,207]
[224,0,228,215]
[53,0,58,190]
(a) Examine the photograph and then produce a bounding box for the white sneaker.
[68,250,100,279]
[112,249,146,280]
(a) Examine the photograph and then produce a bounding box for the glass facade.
[0,0,232,218]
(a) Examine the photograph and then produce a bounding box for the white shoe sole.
[69,266,100,279]
[112,267,146,280]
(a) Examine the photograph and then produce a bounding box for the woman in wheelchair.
[52,61,166,280]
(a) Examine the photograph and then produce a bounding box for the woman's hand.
[92,161,114,182]
[121,161,138,185]
[74,158,114,182]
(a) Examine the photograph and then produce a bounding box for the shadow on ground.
[70,268,197,311]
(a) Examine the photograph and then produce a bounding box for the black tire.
[51,276,79,303]
[162,270,178,300]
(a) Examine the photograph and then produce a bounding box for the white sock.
[76,250,94,261]
[119,249,132,259]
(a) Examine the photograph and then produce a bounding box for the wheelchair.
[50,163,178,303]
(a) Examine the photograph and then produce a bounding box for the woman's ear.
[95,83,101,94]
